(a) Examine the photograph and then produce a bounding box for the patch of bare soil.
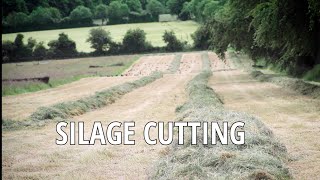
[2,53,205,179]
[123,55,174,76]
[177,53,202,74]
[2,76,138,121]
[209,57,320,179]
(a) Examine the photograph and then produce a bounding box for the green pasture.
[2,21,199,52]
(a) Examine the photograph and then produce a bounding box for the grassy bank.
[251,71,320,99]
[151,69,291,179]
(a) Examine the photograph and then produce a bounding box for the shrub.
[2,41,16,63]
[304,64,320,82]
[191,25,211,50]
[162,30,186,52]
[33,42,47,60]
[122,28,152,53]
[87,28,114,54]
[48,33,77,58]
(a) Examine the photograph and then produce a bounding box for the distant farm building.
[159,14,178,22]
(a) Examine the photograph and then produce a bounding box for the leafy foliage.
[95,4,109,24]
[69,5,93,24]
[48,33,77,58]
[146,0,165,19]
[87,28,114,54]
[122,28,153,53]
[191,0,320,76]
[108,1,130,24]
[162,30,185,51]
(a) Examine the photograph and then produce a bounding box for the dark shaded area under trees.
[189,0,320,77]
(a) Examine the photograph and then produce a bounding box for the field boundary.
[227,51,320,99]
[251,71,320,99]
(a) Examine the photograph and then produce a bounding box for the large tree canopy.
[191,0,320,75]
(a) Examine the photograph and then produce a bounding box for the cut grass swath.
[151,70,291,179]
[2,72,163,130]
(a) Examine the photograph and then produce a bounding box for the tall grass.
[2,72,163,130]
[151,70,291,179]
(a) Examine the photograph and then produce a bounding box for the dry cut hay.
[151,71,291,180]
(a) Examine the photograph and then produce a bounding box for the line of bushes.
[2,28,190,63]
[151,70,291,179]
[2,72,163,130]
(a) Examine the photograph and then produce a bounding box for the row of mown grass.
[151,58,291,179]
[167,54,182,74]
[2,72,163,130]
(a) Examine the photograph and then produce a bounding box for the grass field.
[2,55,139,96]
[2,21,199,52]
[2,52,320,179]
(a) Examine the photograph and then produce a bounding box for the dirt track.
[208,56,320,179]
[123,55,174,76]
[2,52,202,179]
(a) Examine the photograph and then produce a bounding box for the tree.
[5,12,30,30]
[146,0,165,19]
[192,0,320,76]
[126,0,143,12]
[2,41,16,63]
[122,28,152,53]
[16,0,29,13]
[14,34,24,48]
[166,0,189,19]
[27,37,37,50]
[69,5,93,24]
[33,42,47,60]
[48,33,77,58]
[108,1,130,24]
[30,7,62,26]
[95,4,108,25]
[87,28,113,54]
[162,30,185,51]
